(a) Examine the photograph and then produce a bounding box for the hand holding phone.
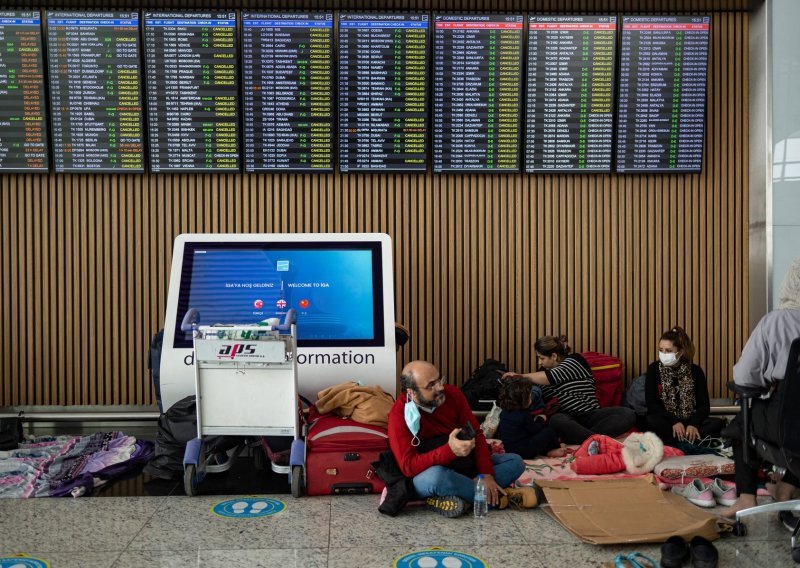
[456,421,476,441]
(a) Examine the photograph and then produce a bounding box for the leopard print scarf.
[659,362,695,420]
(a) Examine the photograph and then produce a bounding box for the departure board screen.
[242,13,333,172]
[432,14,523,173]
[525,16,616,173]
[338,14,429,172]
[0,11,49,172]
[144,11,239,172]
[616,16,710,173]
[46,11,144,173]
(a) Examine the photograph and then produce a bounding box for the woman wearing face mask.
[643,326,725,446]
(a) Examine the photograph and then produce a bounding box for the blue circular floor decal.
[0,556,50,568]
[394,548,487,568]
[212,497,285,518]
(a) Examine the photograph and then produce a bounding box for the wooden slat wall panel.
[0,9,749,406]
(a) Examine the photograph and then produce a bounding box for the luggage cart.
[182,309,304,496]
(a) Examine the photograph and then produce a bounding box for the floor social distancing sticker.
[394,548,487,568]
[0,556,50,568]
[212,497,285,518]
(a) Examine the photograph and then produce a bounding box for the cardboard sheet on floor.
[537,475,721,544]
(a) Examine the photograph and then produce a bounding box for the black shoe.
[780,510,800,532]
[661,535,690,568]
[690,535,719,568]
[425,495,466,518]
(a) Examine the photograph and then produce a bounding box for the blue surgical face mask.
[404,393,421,446]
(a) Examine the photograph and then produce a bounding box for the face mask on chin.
[404,393,421,446]
[659,352,679,367]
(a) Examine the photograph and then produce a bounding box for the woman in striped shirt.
[507,335,636,444]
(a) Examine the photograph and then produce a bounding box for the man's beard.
[418,391,446,410]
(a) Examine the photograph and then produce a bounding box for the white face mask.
[659,352,679,367]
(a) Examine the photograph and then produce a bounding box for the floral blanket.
[0,432,153,498]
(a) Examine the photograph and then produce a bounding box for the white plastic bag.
[480,402,502,439]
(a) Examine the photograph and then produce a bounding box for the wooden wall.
[0,2,750,407]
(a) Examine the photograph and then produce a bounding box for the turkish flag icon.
[254,299,263,309]
[299,299,310,309]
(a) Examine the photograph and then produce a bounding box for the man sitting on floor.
[387,360,536,517]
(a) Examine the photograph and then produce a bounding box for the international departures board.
[46,11,145,173]
[0,11,49,172]
[615,16,710,172]
[338,13,428,172]
[144,11,239,172]
[433,14,524,173]
[241,12,334,172]
[525,16,617,173]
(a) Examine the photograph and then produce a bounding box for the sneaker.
[425,495,466,518]
[779,510,800,532]
[500,486,538,510]
[709,478,737,506]
[672,479,716,508]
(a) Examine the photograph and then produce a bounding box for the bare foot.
[775,481,797,502]
[720,494,758,518]
[547,444,568,458]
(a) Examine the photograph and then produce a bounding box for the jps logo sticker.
[217,344,257,359]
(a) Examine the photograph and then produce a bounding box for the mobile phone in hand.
[456,422,476,441]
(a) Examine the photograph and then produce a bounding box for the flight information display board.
[144,11,239,172]
[432,14,523,173]
[338,13,428,172]
[0,11,49,172]
[242,13,333,172]
[525,15,616,172]
[616,16,710,172]
[46,11,144,172]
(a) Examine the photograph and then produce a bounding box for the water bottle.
[474,474,488,518]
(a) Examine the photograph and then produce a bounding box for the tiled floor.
[2,467,800,568]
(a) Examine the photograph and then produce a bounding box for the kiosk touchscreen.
[159,233,397,411]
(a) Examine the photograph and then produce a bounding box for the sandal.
[608,552,660,568]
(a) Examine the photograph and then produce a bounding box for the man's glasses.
[418,376,446,391]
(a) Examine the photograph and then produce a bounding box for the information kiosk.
[159,233,397,411]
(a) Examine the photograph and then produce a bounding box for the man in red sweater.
[388,360,534,517]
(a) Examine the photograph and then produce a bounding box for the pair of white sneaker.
[672,478,737,508]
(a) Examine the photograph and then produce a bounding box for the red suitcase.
[304,414,388,496]
[581,351,624,408]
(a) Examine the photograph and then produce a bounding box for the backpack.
[461,358,507,410]
[142,395,234,480]
[581,351,624,407]
[623,374,648,414]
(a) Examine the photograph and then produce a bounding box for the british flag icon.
[276,299,287,309]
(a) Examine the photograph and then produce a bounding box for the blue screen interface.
[174,242,384,348]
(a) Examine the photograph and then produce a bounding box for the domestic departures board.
[144,11,239,172]
[432,14,524,173]
[338,13,428,172]
[46,11,145,173]
[0,11,49,172]
[615,16,710,173]
[525,16,616,173]
[241,13,333,172]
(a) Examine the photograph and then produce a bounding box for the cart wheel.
[732,521,747,537]
[792,547,800,563]
[184,464,198,497]
[291,465,303,498]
